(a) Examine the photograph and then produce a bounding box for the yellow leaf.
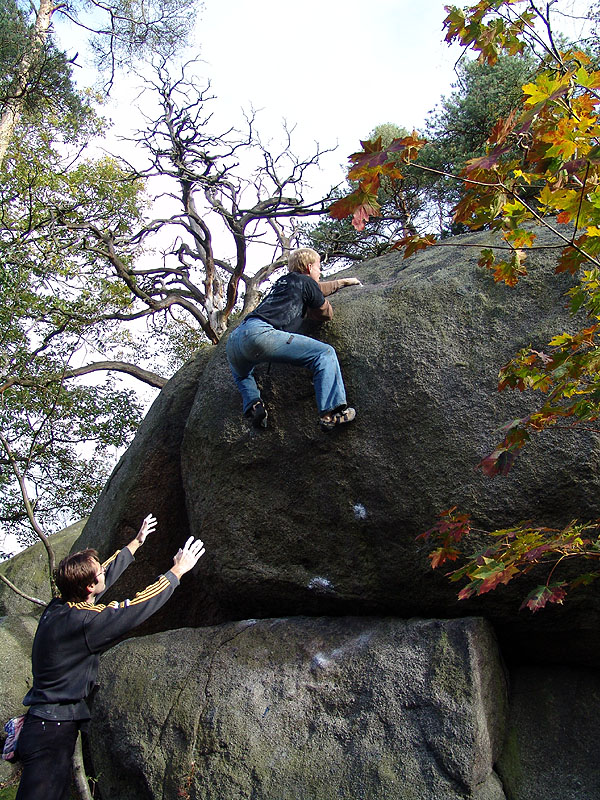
[502,199,523,215]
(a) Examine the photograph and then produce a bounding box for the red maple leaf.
[487,110,518,146]
[520,582,567,612]
[352,202,378,232]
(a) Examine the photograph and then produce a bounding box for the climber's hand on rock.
[170,536,205,579]
[127,513,158,555]
[136,513,157,544]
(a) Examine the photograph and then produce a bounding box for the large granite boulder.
[88,616,507,800]
[0,520,85,616]
[497,665,600,800]
[74,226,600,664]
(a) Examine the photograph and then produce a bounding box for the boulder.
[74,226,600,664]
[88,616,507,800]
[0,520,84,616]
[72,348,217,633]
[0,614,38,786]
[496,665,600,800]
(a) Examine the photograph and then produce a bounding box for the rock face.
[5,226,600,799]
[89,616,508,800]
[0,520,85,616]
[497,665,600,800]
[0,614,38,786]
[74,226,600,664]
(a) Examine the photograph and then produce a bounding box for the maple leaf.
[574,66,600,90]
[352,202,379,232]
[523,543,553,561]
[522,75,570,109]
[386,133,427,162]
[329,179,380,231]
[347,137,388,180]
[556,238,589,275]
[520,582,567,612]
[458,584,476,601]
[477,448,517,477]
[487,110,519,147]
[381,163,405,181]
[391,234,437,258]
[491,251,527,286]
[429,547,460,569]
[465,152,504,172]
[477,564,520,594]
[570,571,600,589]
[505,229,536,249]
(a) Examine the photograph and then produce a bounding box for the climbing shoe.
[245,400,268,429]
[320,406,356,431]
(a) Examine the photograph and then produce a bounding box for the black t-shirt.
[248,272,325,332]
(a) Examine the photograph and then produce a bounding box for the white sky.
[195,0,462,189]
[74,1,465,269]
[64,0,464,196]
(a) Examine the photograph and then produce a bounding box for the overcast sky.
[69,0,465,196]
[195,0,462,188]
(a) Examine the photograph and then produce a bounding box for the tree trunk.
[72,731,93,800]
[0,0,56,167]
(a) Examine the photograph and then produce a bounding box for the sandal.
[320,406,356,431]
[245,400,268,429]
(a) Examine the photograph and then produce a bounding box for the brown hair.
[288,247,319,274]
[54,549,100,602]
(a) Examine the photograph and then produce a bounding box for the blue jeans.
[226,317,347,415]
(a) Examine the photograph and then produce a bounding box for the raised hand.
[171,537,206,578]
[136,513,158,544]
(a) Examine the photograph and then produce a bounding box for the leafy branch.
[418,506,600,612]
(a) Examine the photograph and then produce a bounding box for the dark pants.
[16,715,80,800]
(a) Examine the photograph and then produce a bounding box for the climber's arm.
[320,278,362,296]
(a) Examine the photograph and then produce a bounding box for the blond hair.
[288,248,319,274]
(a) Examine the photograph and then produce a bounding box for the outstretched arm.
[86,536,206,652]
[126,513,157,556]
[320,278,362,296]
[99,514,158,593]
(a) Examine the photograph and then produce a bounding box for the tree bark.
[0,0,56,166]
[1,360,167,394]
[72,732,93,800]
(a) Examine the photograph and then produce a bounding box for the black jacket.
[23,548,179,720]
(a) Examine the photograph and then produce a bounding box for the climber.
[226,247,360,431]
[14,514,205,800]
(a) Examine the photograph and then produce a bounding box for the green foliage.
[87,0,197,78]
[0,0,90,123]
[0,380,142,544]
[418,52,537,234]
[0,783,18,800]
[0,105,151,545]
